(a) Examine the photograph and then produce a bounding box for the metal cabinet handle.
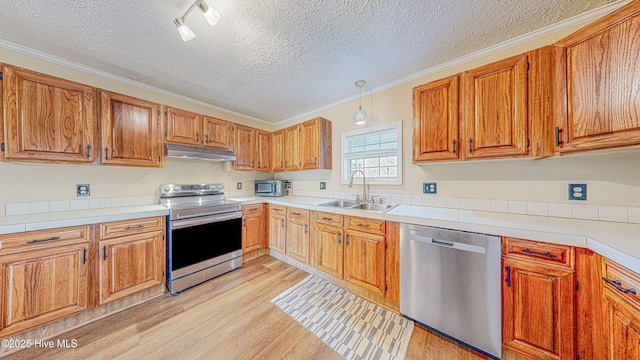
[337,233,341,244]
[314,157,317,166]
[304,224,307,234]
[346,234,349,246]
[103,245,107,261]
[555,127,564,147]
[321,217,332,221]
[293,212,301,216]
[505,266,511,287]
[468,138,473,154]
[258,161,261,168]
[104,147,109,160]
[26,236,60,245]
[281,219,285,228]
[522,248,557,258]
[281,161,283,168]
[205,134,209,144]
[196,133,199,143]
[452,139,456,154]
[243,219,247,227]
[86,144,91,159]
[252,160,255,168]
[357,223,370,228]
[124,225,144,230]
[603,277,637,295]
[82,249,87,265]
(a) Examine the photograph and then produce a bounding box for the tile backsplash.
[5,196,158,216]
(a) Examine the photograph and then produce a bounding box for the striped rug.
[271,275,414,360]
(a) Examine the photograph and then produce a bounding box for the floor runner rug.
[271,275,414,360]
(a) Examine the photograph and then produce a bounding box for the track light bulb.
[174,18,195,41]
[199,1,220,26]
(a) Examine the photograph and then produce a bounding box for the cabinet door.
[165,107,202,145]
[271,130,285,172]
[284,125,300,171]
[0,243,89,336]
[2,65,96,164]
[233,124,256,171]
[268,212,286,253]
[555,4,640,152]
[344,230,386,296]
[299,119,319,169]
[203,116,231,150]
[242,214,264,253]
[314,224,344,279]
[256,130,271,171]
[502,258,575,360]
[413,75,460,162]
[286,219,309,264]
[100,231,164,304]
[603,289,640,359]
[100,91,161,167]
[463,54,529,159]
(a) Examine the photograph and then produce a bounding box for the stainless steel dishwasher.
[400,223,502,359]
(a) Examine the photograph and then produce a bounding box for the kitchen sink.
[318,200,358,208]
[350,203,397,212]
[318,200,398,213]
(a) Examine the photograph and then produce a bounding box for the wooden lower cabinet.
[0,242,89,337]
[344,229,386,296]
[603,289,640,359]
[268,205,287,253]
[313,224,344,279]
[502,238,575,360]
[286,217,310,264]
[242,204,265,253]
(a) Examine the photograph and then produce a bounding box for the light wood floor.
[4,256,489,360]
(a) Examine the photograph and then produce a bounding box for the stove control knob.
[217,184,223,189]
[163,185,171,192]
[174,186,180,192]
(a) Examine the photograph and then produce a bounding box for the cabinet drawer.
[269,204,286,215]
[288,208,309,220]
[242,204,263,216]
[0,226,90,253]
[346,216,386,235]
[503,237,573,267]
[100,217,164,239]
[602,258,640,307]
[315,211,343,227]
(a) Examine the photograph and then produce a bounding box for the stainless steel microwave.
[254,180,290,197]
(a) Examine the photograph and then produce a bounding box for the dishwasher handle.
[408,233,486,254]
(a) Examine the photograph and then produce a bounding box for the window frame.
[340,120,403,186]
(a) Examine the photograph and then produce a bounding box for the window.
[341,121,402,185]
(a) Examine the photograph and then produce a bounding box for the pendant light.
[353,80,368,125]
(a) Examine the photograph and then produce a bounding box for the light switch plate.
[237,182,242,190]
[423,182,437,194]
[76,184,90,197]
[569,184,586,201]
[320,182,326,190]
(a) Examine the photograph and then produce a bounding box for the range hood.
[165,143,236,161]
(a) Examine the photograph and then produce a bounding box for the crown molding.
[276,0,631,125]
[0,39,271,125]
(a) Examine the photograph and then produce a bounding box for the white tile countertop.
[0,205,169,234]
[1,196,638,274]
[230,196,640,274]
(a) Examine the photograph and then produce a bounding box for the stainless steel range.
[161,183,242,295]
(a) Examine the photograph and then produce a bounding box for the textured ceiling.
[0,0,618,123]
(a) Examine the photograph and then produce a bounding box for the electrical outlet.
[237,182,242,190]
[423,182,437,194]
[569,184,587,201]
[76,184,90,197]
[320,182,326,190]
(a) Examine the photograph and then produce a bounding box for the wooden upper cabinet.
[165,107,202,145]
[100,91,161,167]
[299,117,332,170]
[233,124,256,170]
[462,53,529,159]
[1,65,96,164]
[203,116,232,150]
[284,125,300,170]
[413,74,460,162]
[554,1,640,153]
[256,130,271,171]
[271,129,285,171]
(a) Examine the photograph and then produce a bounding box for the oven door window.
[171,217,242,271]
[255,182,274,194]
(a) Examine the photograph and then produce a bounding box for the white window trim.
[341,120,403,186]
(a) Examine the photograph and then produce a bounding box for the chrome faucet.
[348,169,368,203]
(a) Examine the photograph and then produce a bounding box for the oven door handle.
[171,212,242,229]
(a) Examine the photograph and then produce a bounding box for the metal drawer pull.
[124,225,144,230]
[26,236,60,244]
[522,248,557,258]
[505,266,511,287]
[103,246,107,261]
[85,144,91,159]
[293,212,301,216]
[321,217,333,221]
[357,223,370,227]
[82,249,87,265]
[603,277,637,295]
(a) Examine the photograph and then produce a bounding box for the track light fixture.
[174,0,220,42]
